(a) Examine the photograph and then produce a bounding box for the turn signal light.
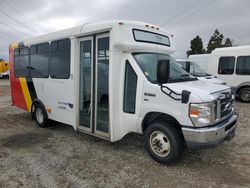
[190,110,199,117]
[47,108,51,113]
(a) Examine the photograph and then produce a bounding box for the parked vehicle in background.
[176,59,226,85]
[189,46,250,102]
[9,20,238,164]
[0,70,9,79]
[0,61,9,78]
[188,54,210,71]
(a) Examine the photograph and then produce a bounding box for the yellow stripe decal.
[19,78,32,112]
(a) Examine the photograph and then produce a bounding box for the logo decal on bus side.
[144,92,156,97]
[58,101,74,110]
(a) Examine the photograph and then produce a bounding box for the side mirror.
[157,59,170,85]
[181,90,191,103]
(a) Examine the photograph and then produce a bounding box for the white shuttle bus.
[189,46,250,102]
[9,21,238,164]
[176,59,226,85]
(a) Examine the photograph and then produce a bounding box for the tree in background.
[206,29,224,53]
[0,58,4,62]
[223,38,233,47]
[186,35,205,57]
[206,29,233,53]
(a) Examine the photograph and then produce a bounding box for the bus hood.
[197,76,226,85]
[165,80,230,102]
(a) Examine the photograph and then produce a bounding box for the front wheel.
[144,122,184,164]
[238,87,250,103]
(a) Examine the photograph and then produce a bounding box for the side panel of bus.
[9,45,29,111]
[9,39,77,129]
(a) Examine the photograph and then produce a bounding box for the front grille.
[220,92,233,119]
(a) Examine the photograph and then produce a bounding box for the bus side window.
[50,39,71,79]
[218,56,235,75]
[123,60,137,114]
[14,47,29,77]
[236,56,250,75]
[30,43,49,78]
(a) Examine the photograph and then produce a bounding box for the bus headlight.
[189,103,212,127]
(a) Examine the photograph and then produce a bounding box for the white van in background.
[189,46,250,102]
[188,54,210,71]
[177,59,226,85]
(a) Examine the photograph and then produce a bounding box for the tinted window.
[236,56,250,75]
[133,29,170,46]
[96,37,109,133]
[30,45,36,53]
[50,39,71,79]
[14,48,29,77]
[218,57,235,75]
[124,61,137,114]
[30,43,49,78]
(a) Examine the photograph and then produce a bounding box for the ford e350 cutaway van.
[9,20,238,164]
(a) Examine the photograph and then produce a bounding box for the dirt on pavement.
[0,79,250,188]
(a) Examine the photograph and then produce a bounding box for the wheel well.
[142,112,182,133]
[236,85,250,95]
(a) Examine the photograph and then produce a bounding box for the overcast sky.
[0,0,250,60]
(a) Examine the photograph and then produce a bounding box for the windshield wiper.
[180,74,190,77]
[180,74,198,81]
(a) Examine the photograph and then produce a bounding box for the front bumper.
[182,112,238,149]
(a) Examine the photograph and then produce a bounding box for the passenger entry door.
[79,34,110,138]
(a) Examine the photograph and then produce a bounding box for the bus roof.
[11,20,173,47]
[212,45,250,56]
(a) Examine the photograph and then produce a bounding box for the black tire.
[238,87,250,103]
[144,122,184,164]
[34,104,48,127]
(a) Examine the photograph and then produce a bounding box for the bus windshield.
[189,61,211,77]
[133,53,197,83]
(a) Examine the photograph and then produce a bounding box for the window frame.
[123,60,138,114]
[236,56,250,75]
[218,56,236,75]
[49,38,71,79]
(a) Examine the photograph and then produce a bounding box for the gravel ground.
[0,79,250,188]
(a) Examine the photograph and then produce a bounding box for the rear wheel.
[34,104,48,127]
[238,87,250,103]
[144,122,184,164]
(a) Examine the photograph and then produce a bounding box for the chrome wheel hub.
[150,131,170,157]
[242,91,250,101]
[36,108,44,124]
